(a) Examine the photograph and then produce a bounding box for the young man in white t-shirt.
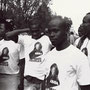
[7,18,52,90]
[44,16,90,90]
[21,19,52,90]
[74,13,90,65]
[0,18,21,90]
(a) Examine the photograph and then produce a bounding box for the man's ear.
[66,31,70,41]
[65,31,70,36]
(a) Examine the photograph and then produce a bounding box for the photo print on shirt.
[0,47,9,66]
[46,63,60,88]
[29,42,43,62]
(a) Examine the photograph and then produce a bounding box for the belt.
[24,75,43,84]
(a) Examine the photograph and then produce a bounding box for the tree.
[0,0,52,29]
[32,1,52,32]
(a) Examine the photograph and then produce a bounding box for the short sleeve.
[18,34,25,45]
[17,44,21,52]
[18,35,25,59]
[77,55,90,85]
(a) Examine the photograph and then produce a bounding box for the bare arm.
[6,28,30,37]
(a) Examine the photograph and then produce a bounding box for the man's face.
[0,23,5,38]
[48,19,67,46]
[31,24,41,39]
[78,24,85,37]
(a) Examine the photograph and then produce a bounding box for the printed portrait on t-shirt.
[46,63,60,88]
[29,42,43,62]
[0,47,9,65]
[82,47,88,56]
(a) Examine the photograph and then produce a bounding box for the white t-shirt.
[74,37,90,65]
[70,35,75,45]
[44,45,90,90]
[0,39,20,74]
[19,34,52,80]
[18,34,26,59]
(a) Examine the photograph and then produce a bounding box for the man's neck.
[32,35,42,40]
[56,40,70,51]
[87,36,90,40]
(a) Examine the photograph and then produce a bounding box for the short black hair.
[49,15,72,32]
[83,13,90,23]
[86,12,90,15]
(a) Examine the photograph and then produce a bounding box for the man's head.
[29,18,42,39]
[78,23,90,38]
[78,13,90,37]
[0,18,6,40]
[47,16,72,47]
[78,24,86,37]
[83,13,90,23]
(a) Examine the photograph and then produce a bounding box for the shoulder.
[5,40,15,44]
[69,45,85,56]
[18,34,32,44]
[44,48,56,60]
[40,35,51,44]
[70,45,88,64]
[18,34,31,39]
[40,35,50,40]
[9,40,20,48]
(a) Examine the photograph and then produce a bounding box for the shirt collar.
[0,39,5,44]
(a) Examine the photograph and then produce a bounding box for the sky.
[49,0,90,33]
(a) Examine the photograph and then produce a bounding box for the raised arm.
[6,28,30,37]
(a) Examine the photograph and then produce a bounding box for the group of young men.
[0,14,90,90]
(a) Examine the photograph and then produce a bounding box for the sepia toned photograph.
[0,0,90,90]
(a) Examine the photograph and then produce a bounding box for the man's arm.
[6,28,29,37]
[80,85,90,90]
[76,52,90,90]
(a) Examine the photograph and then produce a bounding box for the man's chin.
[51,41,56,46]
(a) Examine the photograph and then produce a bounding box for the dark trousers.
[18,58,25,90]
[24,75,44,90]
